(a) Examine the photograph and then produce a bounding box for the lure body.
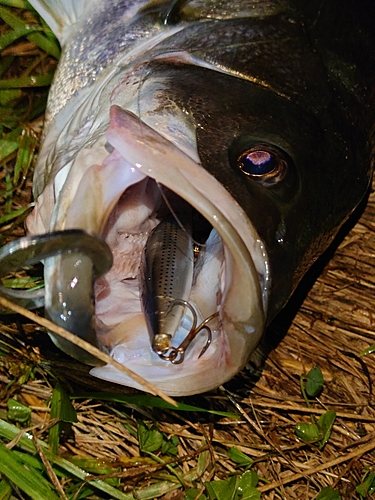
[141,214,194,355]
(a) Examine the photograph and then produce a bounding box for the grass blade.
[13,128,37,185]
[0,26,37,51]
[0,88,21,104]
[0,6,60,59]
[0,55,14,77]
[0,130,20,161]
[73,392,239,419]
[0,419,135,500]
[49,382,77,454]
[0,442,59,500]
[0,0,31,7]
[0,478,12,500]
[0,205,31,225]
[0,73,54,88]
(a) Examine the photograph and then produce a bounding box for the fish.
[1,0,374,396]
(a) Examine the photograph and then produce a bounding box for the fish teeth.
[117,230,149,238]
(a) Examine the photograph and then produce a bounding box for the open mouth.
[26,106,268,396]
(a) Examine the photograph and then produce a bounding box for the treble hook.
[152,299,219,364]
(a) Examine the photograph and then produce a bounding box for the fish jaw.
[31,105,267,396]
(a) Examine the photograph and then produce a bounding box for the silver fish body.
[4,0,373,395]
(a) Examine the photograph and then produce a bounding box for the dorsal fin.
[29,0,94,44]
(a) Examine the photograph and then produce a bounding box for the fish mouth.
[32,106,268,396]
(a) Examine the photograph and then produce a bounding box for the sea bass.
[2,0,375,396]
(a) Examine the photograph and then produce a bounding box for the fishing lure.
[141,213,214,363]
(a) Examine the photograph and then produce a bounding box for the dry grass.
[0,8,375,499]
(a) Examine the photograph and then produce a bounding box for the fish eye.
[237,145,288,184]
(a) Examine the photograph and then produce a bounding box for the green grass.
[0,1,58,240]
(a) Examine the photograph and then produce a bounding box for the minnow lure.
[141,213,214,363]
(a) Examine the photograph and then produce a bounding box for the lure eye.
[237,145,287,184]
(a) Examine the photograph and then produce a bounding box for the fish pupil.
[241,151,277,176]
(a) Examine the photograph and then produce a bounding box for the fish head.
[110,57,370,322]
[26,5,373,396]
[29,66,272,395]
